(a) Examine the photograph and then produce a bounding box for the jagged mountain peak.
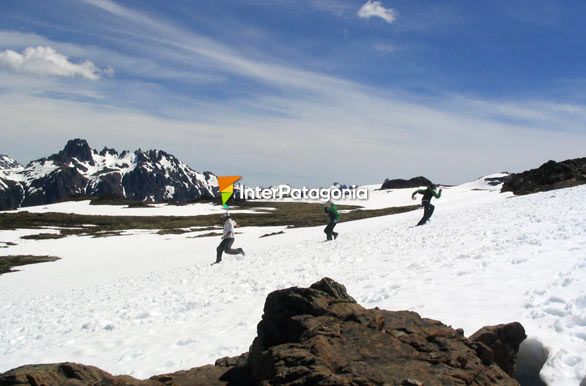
[99,147,119,157]
[61,138,94,163]
[0,155,22,170]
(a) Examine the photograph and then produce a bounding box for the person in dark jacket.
[411,184,442,226]
[323,201,340,240]
[213,212,244,264]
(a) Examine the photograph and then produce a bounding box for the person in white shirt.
[214,212,245,264]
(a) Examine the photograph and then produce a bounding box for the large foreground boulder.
[246,277,521,385]
[502,157,586,195]
[0,278,525,386]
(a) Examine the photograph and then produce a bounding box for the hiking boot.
[333,232,338,240]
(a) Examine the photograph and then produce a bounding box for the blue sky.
[1,0,585,186]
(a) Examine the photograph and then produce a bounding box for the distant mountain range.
[0,139,217,210]
[1,139,584,211]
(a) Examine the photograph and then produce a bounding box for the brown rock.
[150,365,232,386]
[469,322,527,376]
[0,362,153,386]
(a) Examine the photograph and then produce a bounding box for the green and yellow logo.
[218,176,241,208]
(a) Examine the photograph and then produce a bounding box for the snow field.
[1,200,274,217]
[0,181,584,385]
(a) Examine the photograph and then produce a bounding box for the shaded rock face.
[502,157,586,195]
[50,138,95,165]
[0,139,217,210]
[469,323,527,377]
[23,165,88,207]
[0,278,525,386]
[0,178,24,210]
[381,176,432,190]
[515,339,548,386]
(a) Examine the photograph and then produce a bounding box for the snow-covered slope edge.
[0,139,218,210]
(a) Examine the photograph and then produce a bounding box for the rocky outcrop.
[0,178,24,210]
[246,277,521,385]
[502,157,586,195]
[381,176,432,190]
[0,278,525,386]
[0,139,218,210]
[0,362,153,386]
[469,322,526,377]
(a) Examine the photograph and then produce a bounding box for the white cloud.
[0,46,112,80]
[358,0,397,24]
[374,42,396,54]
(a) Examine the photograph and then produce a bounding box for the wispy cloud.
[244,0,353,16]
[308,0,353,15]
[0,46,112,80]
[1,1,586,186]
[374,42,396,54]
[357,0,397,24]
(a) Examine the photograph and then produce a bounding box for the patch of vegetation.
[89,194,151,207]
[21,233,66,240]
[91,231,124,238]
[127,201,155,208]
[260,231,285,238]
[157,229,191,235]
[190,226,221,232]
[0,202,419,237]
[189,231,224,238]
[0,255,60,275]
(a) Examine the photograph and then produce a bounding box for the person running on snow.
[323,200,340,241]
[411,184,442,226]
[214,212,245,264]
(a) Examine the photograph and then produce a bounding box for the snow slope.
[0,180,585,385]
[252,173,508,210]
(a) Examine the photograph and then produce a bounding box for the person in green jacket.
[323,200,340,240]
[411,184,442,226]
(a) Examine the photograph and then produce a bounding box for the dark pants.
[216,238,242,263]
[417,200,435,226]
[324,221,338,240]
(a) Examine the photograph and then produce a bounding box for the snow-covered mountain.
[0,155,22,170]
[0,139,218,210]
[0,155,25,210]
